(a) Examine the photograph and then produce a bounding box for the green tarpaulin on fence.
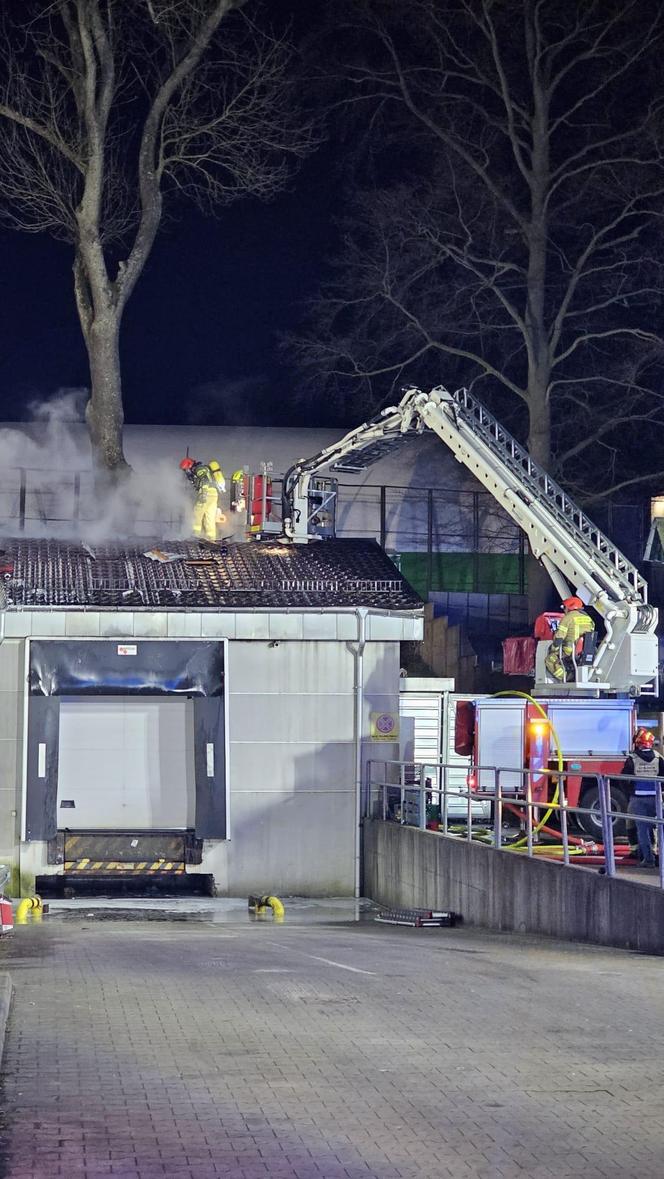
[397,552,525,597]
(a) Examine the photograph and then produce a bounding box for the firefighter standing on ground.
[623,728,664,868]
[544,596,595,683]
[180,457,225,542]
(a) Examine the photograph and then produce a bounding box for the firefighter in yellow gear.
[208,460,227,526]
[544,596,595,682]
[208,459,226,492]
[180,458,220,542]
[230,469,247,514]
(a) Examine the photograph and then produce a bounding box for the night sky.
[0,0,337,428]
[0,151,337,428]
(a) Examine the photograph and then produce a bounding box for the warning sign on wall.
[370,712,399,742]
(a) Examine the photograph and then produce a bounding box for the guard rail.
[366,759,664,890]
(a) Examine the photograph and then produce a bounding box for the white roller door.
[399,693,442,765]
[57,696,194,830]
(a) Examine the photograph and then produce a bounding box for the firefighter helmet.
[561,596,584,611]
[179,457,195,471]
[634,728,655,750]
[208,459,222,472]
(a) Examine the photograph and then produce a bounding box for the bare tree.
[295,0,664,492]
[0,0,314,473]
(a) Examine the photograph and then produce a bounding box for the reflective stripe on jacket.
[554,609,594,645]
[193,464,215,490]
[625,752,664,795]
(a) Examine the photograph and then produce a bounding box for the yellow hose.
[489,691,564,849]
[15,895,43,924]
[249,894,285,918]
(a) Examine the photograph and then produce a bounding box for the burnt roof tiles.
[0,537,422,612]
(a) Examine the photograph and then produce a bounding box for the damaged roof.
[0,537,422,612]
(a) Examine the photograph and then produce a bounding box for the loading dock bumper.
[63,860,186,874]
[48,830,203,872]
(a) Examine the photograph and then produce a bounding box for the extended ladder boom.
[282,385,658,695]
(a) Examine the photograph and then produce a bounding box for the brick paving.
[0,909,663,1178]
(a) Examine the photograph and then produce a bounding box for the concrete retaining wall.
[363,819,664,955]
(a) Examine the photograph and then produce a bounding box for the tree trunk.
[526,372,555,621]
[82,314,129,478]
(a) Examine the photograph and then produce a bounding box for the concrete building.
[0,536,423,898]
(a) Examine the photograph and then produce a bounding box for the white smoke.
[0,390,221,543]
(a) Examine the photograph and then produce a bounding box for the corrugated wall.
[223,639,400,895]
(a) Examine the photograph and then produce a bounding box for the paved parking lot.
[0,901,663,1178]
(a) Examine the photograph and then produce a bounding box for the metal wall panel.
[6,610,421,643]
[225,790,355,895]
[228,641,355,696]
[227,639,357,891]
[228,693,354,745]
[228,741,354,793]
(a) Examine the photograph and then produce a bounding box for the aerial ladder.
[280,384,659,697]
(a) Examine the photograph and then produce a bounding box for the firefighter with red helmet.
[544,596,595,683]
[179,457,220,542]
[623,728,664,867]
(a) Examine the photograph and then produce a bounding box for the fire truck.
[254,383,660,834]
[454,695,637,836]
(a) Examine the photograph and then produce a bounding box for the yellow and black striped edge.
[62,860,186,874]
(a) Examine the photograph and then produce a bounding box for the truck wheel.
[577,782,628,839]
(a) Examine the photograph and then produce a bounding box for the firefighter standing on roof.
[180,457,221,542]
[230,469,246,514]
[544,596,595,683]
[208,460,227,527]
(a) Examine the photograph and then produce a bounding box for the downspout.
[353,608,368,900]
[0,581,6,646]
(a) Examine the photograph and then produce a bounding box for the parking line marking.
[263,941,376,975]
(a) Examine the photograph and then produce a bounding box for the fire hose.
[467,691,637,862]
[490,690,563,850]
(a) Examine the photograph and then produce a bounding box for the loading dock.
[0,537,423,897]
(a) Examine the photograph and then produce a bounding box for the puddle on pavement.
[43,897,380,926]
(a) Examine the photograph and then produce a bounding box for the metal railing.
[366,759,664,889]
